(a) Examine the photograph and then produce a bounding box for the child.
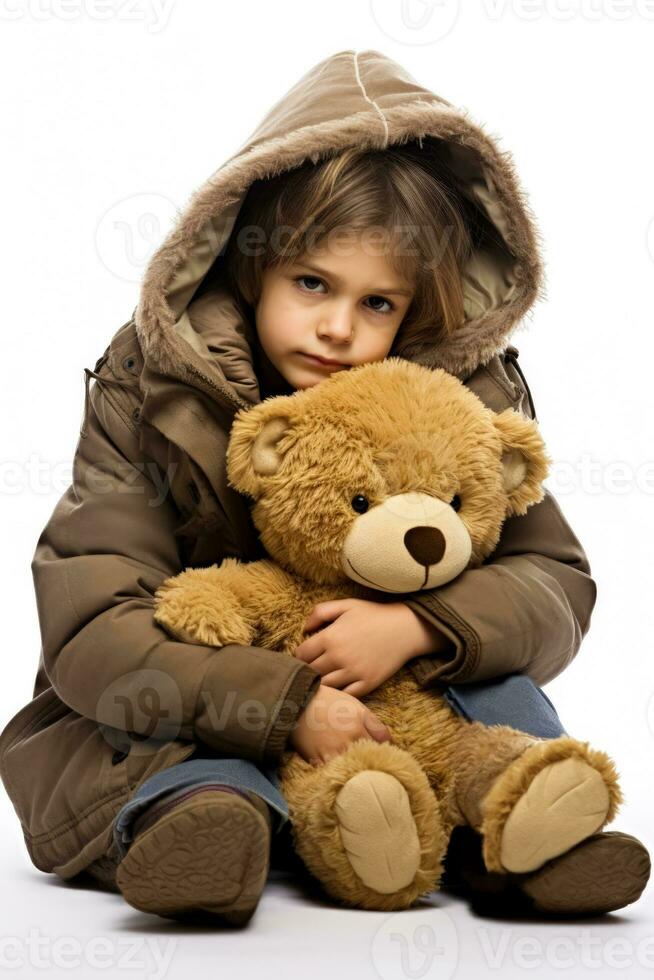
[0,49,648,926]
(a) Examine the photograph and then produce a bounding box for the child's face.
[254,234,414,390]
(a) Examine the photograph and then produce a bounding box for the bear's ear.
[226,400,295,499]
[492,408,552,516]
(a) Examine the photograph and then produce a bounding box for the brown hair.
[217,138,475,352]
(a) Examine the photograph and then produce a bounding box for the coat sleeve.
[403,354,598,689]
[30,379,321,768]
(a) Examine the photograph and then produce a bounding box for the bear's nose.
[403,526,446,567]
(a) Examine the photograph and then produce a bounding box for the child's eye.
[295,275,325,294]
[294,276,395,315]
[365,295,394,315]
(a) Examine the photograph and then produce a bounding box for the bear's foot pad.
[500,757,611,873]
[334,770,420,893]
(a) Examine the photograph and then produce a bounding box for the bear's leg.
[279,739,447,911]
[447,721,622,875]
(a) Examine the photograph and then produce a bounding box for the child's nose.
[317,309,355,342]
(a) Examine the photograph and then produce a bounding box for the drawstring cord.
[80,367,142,439]
[504,350,537,421]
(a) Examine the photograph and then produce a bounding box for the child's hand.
[294,598,446,697]
[288,684,393,766]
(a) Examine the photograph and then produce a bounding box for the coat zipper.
[184,362,249,414]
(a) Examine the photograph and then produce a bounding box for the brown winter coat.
[0,49,596,880]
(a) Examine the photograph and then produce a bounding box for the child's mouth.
[298,352,347,370]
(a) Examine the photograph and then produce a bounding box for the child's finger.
[294,635,325,662]
[307,652,337,675]
[303,600,347,634]
[320,669,352,688]
[344,680,369,698]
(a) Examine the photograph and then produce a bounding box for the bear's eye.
[450,494,462,512]
[351,495,369,514]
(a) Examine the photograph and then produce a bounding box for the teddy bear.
[152,358,622,912]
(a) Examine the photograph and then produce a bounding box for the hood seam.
[353,50,389,146]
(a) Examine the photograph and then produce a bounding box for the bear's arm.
[153,558,303,649]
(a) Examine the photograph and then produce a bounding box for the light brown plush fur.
[153,360,621,910]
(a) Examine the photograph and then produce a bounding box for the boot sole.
[521,831,651,915]
[116,789,270,923]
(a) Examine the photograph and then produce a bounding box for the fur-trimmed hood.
[135,48,545,409]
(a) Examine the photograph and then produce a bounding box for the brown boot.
[519,831,651,916]
[116,783,272,925]
[442,826,651,917]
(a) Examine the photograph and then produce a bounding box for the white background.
[1,2,653,978]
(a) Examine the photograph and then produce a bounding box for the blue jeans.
[113,673,566,861]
